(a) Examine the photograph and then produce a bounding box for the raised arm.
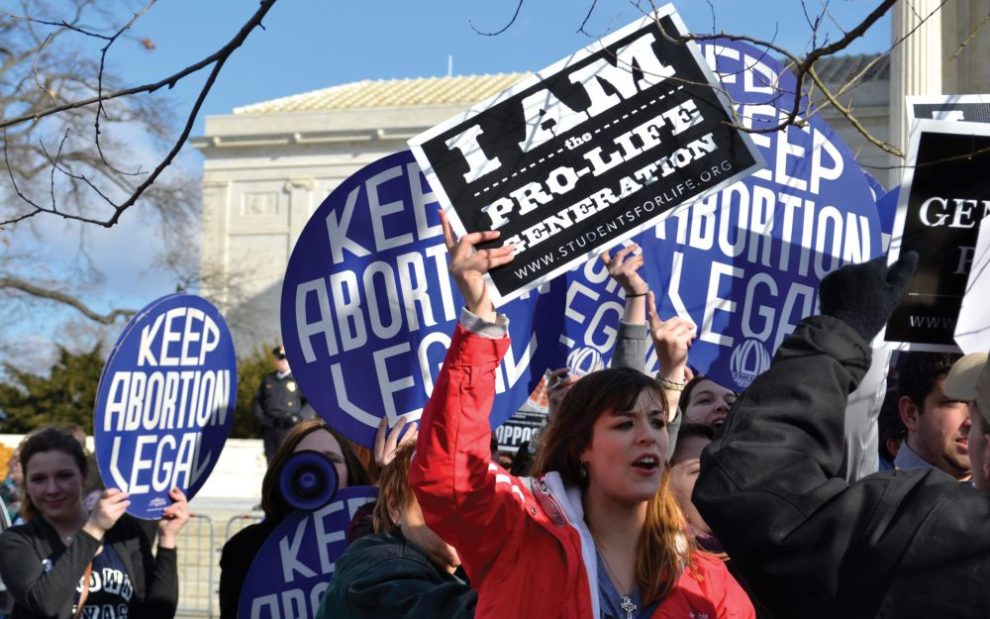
[602,244,651,371]
[693,254,922,617]
[410,212,529,581]
[602,244,695,454]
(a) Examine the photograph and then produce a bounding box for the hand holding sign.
[647,291,696,384]
[157,487,190,549]
[440,209,514,322]
[82,489,130,540]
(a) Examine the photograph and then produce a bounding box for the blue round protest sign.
[620,40,883,391]
[280,150,559,447]
[94,294,237,519]
[237,485,378,619]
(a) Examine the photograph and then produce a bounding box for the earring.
[579,461,588,479]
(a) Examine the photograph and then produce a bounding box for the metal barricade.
[176,513,215,618]
[224,512,263,543]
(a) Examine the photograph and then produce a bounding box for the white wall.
[0,434,266,506]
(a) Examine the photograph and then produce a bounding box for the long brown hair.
[371,442,416,536]
[260,418,371,522]
[533,367,692,605]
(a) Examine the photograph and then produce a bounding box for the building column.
[283,178,315,251]
[889,0,944,184]
[947,0,990,94]
[200,180,231,307]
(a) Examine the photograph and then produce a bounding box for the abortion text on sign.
[94,295,237,517]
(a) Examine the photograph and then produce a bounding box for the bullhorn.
[278,450,340,511]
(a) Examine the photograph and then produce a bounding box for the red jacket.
[410,323,755,619]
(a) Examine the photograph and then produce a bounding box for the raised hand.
[600,243,648,296]
[375,415,419,468]
[819,252,918,342]
[157,487,191,549]
[647,291,696,384]
[440,209,515,322]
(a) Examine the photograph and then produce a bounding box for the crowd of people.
[1,213,987,618]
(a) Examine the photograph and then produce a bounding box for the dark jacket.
[695,316,990,619]
[317,532,476,619]
[252,372,306,429]
[0,514,177,619]
[218,518,277,619]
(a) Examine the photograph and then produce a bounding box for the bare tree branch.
[0,275,133,324]
[470,0,523,36]
[0,0,277,228]
[576,0,599,37]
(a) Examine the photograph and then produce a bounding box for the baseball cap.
[944,352,990,423]
[273,345,286,360]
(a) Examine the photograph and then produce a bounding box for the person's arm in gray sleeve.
[602,244,650,373]
[601,244,694,458]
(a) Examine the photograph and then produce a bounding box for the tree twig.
[0,0,278,228]
[0,275,134,324]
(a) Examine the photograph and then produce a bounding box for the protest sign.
[955,212,990,354]
[237,486,377,619]
[908,94,990,124]
[94,294,237,518]
[877,188,900,250]
[884,119,990,352]
[280,150,561,448]
[494,370,551,454]
[596,39,882,391]
[409,4,762,306]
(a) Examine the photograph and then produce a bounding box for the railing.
[176,514,216,617]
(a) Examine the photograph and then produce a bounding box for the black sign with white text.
[409,5,761,305]
[885,121,990,350]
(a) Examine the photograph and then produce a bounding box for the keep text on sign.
[94,294,237,518]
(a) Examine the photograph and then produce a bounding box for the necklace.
[593,540,638,619]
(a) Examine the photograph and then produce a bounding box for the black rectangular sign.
[884,120,990,351]
[409,5,761,305]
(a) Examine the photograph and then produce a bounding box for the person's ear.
[899,396,920,432]
[387,501,403,527]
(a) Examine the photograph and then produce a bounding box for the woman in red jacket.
[410,213,754,619]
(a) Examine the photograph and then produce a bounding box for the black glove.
[819,251,918,342]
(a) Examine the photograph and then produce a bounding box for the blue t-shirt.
[73,545,134,619]
[596,551,642,619]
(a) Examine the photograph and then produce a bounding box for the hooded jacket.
[316,531,476,619]
[694,316,990,619]
[410,319,754,619]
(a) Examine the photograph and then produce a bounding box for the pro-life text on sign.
[410,3,762,305]
[94,294,238,518]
